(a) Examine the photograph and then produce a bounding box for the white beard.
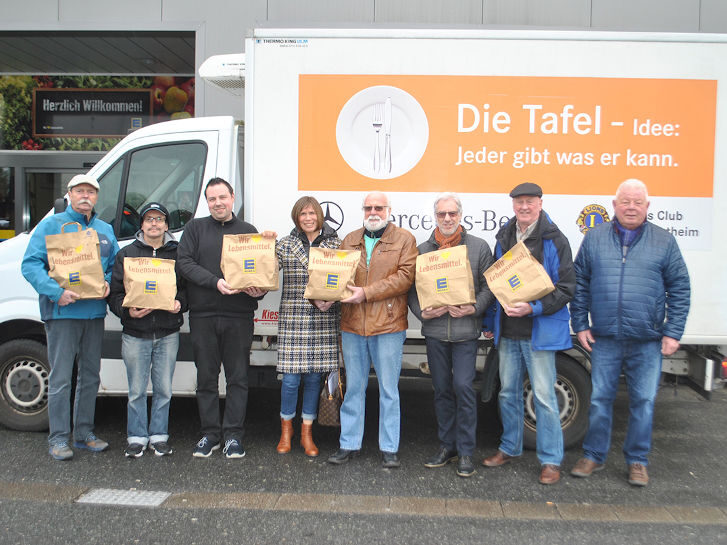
[364,216,387,231]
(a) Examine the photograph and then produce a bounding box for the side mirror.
[53,197,67,214]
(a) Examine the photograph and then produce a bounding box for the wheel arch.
[0,319,47,346]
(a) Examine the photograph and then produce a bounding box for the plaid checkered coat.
[275,223,342,373]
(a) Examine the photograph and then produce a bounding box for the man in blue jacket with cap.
[482,182,575,485]
[22,174,119,460]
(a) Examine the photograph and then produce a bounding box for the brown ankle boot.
[276,418,293,454]
[300,421,319,457]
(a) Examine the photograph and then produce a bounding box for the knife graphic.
[383,97,392,173]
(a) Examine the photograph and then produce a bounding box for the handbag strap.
[336,334,344,396]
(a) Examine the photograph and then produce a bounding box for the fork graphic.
[372,103,383,173]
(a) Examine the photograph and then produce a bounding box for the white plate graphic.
[336,85,429,180]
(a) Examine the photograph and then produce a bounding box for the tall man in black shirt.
[177,178,266,459]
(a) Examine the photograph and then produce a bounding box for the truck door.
[92,136,215,394]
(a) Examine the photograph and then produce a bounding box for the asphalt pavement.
[1,376,726,545]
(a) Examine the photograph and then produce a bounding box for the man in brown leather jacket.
[327,191,417,468]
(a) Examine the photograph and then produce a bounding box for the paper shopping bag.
[45,222,106,299]
[303,247,361,301]
[220,233,279,290]
[484,240,555,307]
[122,257,177,311]
[414,245,475,309]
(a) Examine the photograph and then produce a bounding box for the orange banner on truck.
[299,75,716,197]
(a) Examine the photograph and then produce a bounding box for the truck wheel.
[522,353,591,450]
[0,339,50,431]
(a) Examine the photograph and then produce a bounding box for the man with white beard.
[327,191,418,468]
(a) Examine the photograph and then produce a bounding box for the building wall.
[2,0,727,119]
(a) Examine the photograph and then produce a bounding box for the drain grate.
[76,488,170,507]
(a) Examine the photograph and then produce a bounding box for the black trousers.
[190,314,253,443]
[425,337,479,456]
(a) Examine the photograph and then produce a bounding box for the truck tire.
[522,353,591,450]
[0,339,50,431]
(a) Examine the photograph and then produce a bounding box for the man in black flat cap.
[481,182,575,485]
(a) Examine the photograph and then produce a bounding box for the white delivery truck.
[0,29,725,451]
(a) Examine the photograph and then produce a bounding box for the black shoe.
[381,451,401,468]
[424,447,458,468]
[327,448,360,465]
[223,438,246,459]
[456,455,476,478]
[124,443,145,459]
[150,441,173,457]
[192,436,220,458]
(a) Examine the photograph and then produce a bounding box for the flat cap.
[67,174,100,191]
[509,182,543,198]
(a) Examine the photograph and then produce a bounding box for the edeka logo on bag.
[326,273,339,289]
[144,280,158,294]
[243,258,256,273]
[508,275,522,291]
[69,272,81,286]
[436,277,449,293]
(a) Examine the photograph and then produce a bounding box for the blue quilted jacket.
[570,220,690,341]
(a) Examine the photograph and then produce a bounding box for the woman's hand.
[312,299,334,312]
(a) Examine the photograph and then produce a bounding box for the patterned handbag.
[318,367,344,427]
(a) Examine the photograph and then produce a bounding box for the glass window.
[26,171,81,231]
[96,158,125,228]
[96,142,206,239]
[121,142,206,238]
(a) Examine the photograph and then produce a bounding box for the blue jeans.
[44,318,103,446]
[280,372,324,421]
[497,337,563,466]
[339,330,405,453]
[582,336,662,466]
[122,332,179,445]
[426,337,478,456]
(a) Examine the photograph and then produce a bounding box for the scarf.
[434,225,463,249]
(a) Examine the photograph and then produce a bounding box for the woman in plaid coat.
[275,196,341,457]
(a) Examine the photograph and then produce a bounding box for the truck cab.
[0,116,242,430]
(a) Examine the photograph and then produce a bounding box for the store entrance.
[0,151,105,240]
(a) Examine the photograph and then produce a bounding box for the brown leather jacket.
[340,223,417,336]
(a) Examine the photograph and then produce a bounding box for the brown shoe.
[482,450,516,467]
[628,463,649,487]
[570,457,605,478]
[276,418,293,454]
[300,421,319,457]
[539,464,561,485]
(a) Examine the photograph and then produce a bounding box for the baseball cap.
[138,202,170,221]
[67,174,100,191]
[509,182,543,198]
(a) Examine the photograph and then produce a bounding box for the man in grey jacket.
[408,193,494,477]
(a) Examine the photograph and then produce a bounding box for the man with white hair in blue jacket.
[22,174,119,461]
[570,178,690,487]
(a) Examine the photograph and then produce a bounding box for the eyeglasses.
[435,211,460,219]
[144,216,166,224]
[363,205,387,213]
